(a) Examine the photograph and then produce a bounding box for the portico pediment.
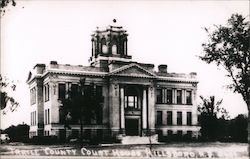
[109,63,156,78]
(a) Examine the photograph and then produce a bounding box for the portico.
[115,81,156,137]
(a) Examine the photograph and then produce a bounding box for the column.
[109,83,120,137]
[172,89,176,104]
[102,85,109,124]
[125,40,127,55]
[192,89,198,125]
[65,82,70,99]
[148,86,156,135]
[182,90,186,104]
[162,111,167,125]
[142,88,147,132]
[172,110,177,125]
[183,111,187,125]
[36,80,44,136]
[120,87,125,134]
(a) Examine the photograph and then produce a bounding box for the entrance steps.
[121,135,158,145]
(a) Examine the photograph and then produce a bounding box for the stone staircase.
[121,135,158,145]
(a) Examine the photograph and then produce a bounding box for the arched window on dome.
[111,37,118,55]
[101,38,108,54]
[112,45,117,55]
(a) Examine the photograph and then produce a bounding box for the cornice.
[157,76,198,83]
[27,68,198,84]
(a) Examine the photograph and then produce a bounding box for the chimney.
[50,61,58,65]
[33,64,45,74]
[50,61,58,68]
[158,64,168,73]
[189,72,197,78]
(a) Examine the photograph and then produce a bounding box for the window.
[44,131,50,136]
[101,38,108,54]
[34,111,36,125]
[45,109,50,125]
[71,84,78,93]
[71,84,79,96]
[177,90,182,104]
[156,111,163,125]
[47,109,50,124]
[45,110,47,125]
[112,45,117,54]
[156,88,173,104]
[187,112,192,126]
[44,84,50,102]
[125,96,138,108]
[83,85,92,97]
[32,112,34,126]
[177,112,182,125]
[186,91,192,105]
[96,86,103,102]
[59,83,66,100]
[102,45,108,54]
[167,130,173,136]
[177,130,183,136]
[31,112,32,126]
[31,111,36,126]
[30,112,32,126]
[167,89,172,104]
[187,131,192,138]
[167,111,173,125]
[59,108,65,124]
[30,87,36,105]
[125,86,139,109]
[128,96,134,107]
[156,89,162,103]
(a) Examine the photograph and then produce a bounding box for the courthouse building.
[27,23,200,140]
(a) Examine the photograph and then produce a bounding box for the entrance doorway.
[125,119,139,136]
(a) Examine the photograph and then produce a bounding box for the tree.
[0,75,19,114]
[198,96,229,140]
[3,124,29,142]
[0,0,16,16]
[199,13,250,147]
[60,78,103,143]
[229,114,248,142]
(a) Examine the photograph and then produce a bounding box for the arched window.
[102,45,108,54]
[101,38,107,54]
[112,45,117,54]
[111,37,118,55]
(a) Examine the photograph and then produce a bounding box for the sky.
[0,0,249,129]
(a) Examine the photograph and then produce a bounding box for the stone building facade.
[27,24,200,140]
